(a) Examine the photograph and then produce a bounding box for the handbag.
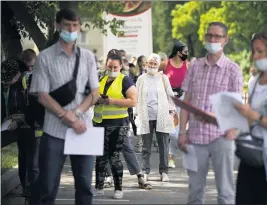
[50,47,80,107]
[235,73,264,167]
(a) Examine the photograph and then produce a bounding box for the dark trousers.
[106,134,141,177]
[236,161,267,205]
[30,133,94,205]
[95,126,127,191]
[141,121,169,174]
[17,128,40,192]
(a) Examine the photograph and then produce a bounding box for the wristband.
[179,130,187,136]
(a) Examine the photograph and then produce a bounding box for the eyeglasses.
[205,33,225,40]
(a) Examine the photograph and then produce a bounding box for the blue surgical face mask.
[60,30,78,43]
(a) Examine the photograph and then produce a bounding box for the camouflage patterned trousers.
[95,126,128,191]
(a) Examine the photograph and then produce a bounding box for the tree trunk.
[187,35,195,58]
[59,1,78,10]
[1,1,22,60]
[7,1,47,51]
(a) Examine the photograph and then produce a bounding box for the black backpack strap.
[73,47,81,79]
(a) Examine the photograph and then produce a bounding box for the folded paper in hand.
[210,92,249,132]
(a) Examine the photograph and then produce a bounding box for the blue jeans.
[30,133,94,205]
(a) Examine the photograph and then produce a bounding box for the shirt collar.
[204,53,225,68]
[55,41,78,56]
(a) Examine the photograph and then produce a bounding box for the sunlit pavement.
[2,135,238,205]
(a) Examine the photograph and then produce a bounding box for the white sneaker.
[168,159,176,168]
[104,176,113,188]
[93,188,104,196]
[161,173,169,182]
[113,190,123,199]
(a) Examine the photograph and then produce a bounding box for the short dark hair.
[208,22,228,36]
[56,8,80,24]
[21,49,36,62]
[106,54,122,65]
[137,55,146,65]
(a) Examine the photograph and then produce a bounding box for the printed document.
[210,92,249,132]
[183,145,198,172]
[64,126,104,156]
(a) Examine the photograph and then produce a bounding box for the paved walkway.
[2,136,238,205]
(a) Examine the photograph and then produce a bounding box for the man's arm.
[76,87,99,113]
[180,92,191,132]
[38,93,66,118]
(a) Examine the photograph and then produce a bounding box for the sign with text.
[104,1,153,58]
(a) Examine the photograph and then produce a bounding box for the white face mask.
[147,67,158,75]
[108,71,120,78]
[255,58,267,71]
[205,42,222,54]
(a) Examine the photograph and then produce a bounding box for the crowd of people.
[1,8,267,205]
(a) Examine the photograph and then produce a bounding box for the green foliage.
[79,1,124,35]
[170,1,267,86]
[171,1,220,57]
[227,50,251,91]
[152,1,178,55]
[16,1,124,40]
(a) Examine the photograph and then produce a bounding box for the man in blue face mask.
[29,8,100,205]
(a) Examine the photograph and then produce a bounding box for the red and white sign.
[103,2,153,58]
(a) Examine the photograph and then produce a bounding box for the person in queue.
[29,8,99,205]
[1,59,30,196]
[93,53,137,199]
[234,31,267,205]
[135,53,175,182]
[160,42,189,168]
[179,22,243,204]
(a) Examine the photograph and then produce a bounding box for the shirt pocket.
[212,74,229,93]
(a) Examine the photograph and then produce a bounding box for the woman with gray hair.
[135,53,176,182]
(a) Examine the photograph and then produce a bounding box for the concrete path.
[2,136,238,205]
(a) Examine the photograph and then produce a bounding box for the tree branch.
[7,1,47,51]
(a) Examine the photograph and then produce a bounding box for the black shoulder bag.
[50,47,80,107]
[235,73,264,167]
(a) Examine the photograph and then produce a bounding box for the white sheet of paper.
[1,120,12,131]
[182,145,198,172]
[64,126,104,156]
[210,92,249,132]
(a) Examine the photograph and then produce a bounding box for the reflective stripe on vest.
[93,73,128,123]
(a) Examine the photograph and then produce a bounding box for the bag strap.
[72,47,81,79]
[249,72,263,104]
[249,72,263,132]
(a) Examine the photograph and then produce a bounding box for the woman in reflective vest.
[93,53,137,199]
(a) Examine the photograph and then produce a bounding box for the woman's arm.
[234,103,267,128]
[163,75,176,111]
[109,85,137,108]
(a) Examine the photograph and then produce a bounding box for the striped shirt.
[30,42,99,139]
[182,54,243,144]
